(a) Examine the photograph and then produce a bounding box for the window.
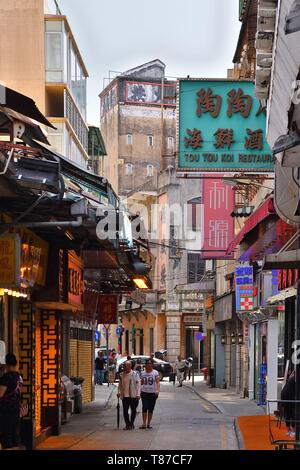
[187,253,205,283]
[148,135,154,147]
[167,136,174,149]
[187,197,202,231]
[46,32,63,71]
[125,163,133,176]
[146,164,154,177]
[127,134,132,145]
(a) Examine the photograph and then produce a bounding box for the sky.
[58,0,241,125]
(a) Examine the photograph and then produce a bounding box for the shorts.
[141,392,157,413]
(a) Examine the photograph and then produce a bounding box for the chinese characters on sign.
[235,264,255,312]
[98,294,119,324]
[202,176,234,259]
[0,235,20,288]
[178,80,274,171]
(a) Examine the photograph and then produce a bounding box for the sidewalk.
[37,384,116,450]
[184,376,265,417]
[184,376,275,450]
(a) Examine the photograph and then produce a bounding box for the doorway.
[185,326,203,372]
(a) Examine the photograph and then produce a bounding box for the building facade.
[0,0,89,167]
[100,59,177,194]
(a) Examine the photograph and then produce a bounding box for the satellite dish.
[274,161,300,226]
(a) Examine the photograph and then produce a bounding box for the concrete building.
[99,59,176,194]
[0,0,89,167]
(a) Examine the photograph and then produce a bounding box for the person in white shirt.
[175,355,186,387]
[117,361,141,430]
[139,359,160,429]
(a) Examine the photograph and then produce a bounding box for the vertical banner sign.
[98,294,119,324]
[177,79,273,172]
[202,176,235,259]
[0,234,21,288]
[235,264,255,311]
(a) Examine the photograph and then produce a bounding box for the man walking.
[140,359,160,429]
[175,355,186,387]
[117,361,141,430]
[95,351,106,385]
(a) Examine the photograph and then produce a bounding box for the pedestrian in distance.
[95,351,106,386]
[117,361,141,430]
[0,354,24,450]
[134,358,143,379]
[175,355,186,387]
[139,359,160,429]
[107,352,117,386]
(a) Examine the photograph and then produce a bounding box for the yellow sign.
[13,228,48,286]
[0,235,21,288]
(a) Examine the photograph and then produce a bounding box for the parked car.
[155,349,167,361]
[116,355,172,381]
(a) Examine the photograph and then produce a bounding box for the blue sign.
[178,79,274,172]
[196,332,204,342]
[95,331,100,342]
[235,264,254,311]
[116,327,122,336]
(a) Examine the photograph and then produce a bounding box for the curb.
[183,383,222,414]
[104,384,116,408]
[234,418,245,450]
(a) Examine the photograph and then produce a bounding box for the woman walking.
[140,359,160,429]
[0,354,23,449]
[107,352,117,386]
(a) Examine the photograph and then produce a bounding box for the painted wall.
[0,0,46,113]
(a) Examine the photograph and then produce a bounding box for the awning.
[238,218,297,262]
[226,197,275,255]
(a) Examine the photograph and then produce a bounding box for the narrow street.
[37,380,239,451]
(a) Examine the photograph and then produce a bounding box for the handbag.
[178,367,185,373]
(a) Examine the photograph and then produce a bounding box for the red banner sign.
[201,176,235,259]
[98,295,119,324]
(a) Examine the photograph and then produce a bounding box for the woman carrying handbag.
[0,354,27,450]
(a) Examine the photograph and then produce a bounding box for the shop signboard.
[68,252,83,310]
[178,79,274,172]
[235,264,255,312]
[201,176,235,259]
[98,295,119,324]
[0,234,20,288]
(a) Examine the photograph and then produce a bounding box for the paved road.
[38,381,239,450]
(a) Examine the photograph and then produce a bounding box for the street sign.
[178,79,274,172]
[235,264,255,311]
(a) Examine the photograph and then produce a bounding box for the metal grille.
[35,313,42,435]
[78,340,92,403]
